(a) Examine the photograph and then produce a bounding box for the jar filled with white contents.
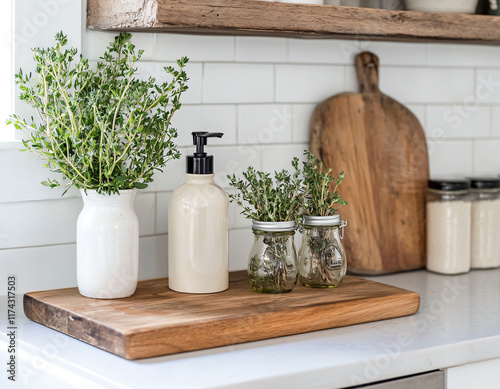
[469,177,500,269]
[426,178,471,275]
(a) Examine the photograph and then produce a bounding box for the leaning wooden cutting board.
[24,271,420,359]
[310,52,429,275]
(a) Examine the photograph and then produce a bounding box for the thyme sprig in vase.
[228,158,305,293]
[299,151,348,288]
[9,32,188,195]
[8,32,189,298]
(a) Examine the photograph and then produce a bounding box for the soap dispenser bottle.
[168,132,229,293]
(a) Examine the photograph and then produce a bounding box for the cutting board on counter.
[24,271,420,360]
[310,51,429,275]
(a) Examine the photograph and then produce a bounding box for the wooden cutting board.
[310,51,429,275]
[24,271,420,360]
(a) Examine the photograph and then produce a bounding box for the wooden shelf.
[87,0,500,45]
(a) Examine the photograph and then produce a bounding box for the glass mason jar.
[426,178,471,275]
[469,177,500,269]
[248,221,298,293]
[298,215,347,288]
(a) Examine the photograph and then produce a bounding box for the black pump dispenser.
[187,132,224,174]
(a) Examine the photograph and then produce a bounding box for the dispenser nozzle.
[187,132,224,174]
[192,132,224,156]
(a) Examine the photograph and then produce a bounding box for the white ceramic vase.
[77,189,139,299]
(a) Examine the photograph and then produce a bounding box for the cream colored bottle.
[168,132,229,293]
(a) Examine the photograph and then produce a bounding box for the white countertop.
[1,269,500,389]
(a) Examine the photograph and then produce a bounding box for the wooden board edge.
[24,293,128,357]
[347,275,421,301]
[123,292,420,359]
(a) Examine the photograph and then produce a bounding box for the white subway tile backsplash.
[426,105,490,139]
[138,235,169,279]
[237,105,292,144]
[156,34,234,62]
[229,229,253,271]
[379,67,475,103]
[0,244,77,294]
[203,64,274,103]
[406,104,426,128]
[473,140,500,174]
[149,147,190,192]
[361,42,427,66]
[427,140,472,177]
[171,105,237,146]
[345,64,358,92]
[476,70,500,103]
[0,235,169,294]
[155,191,172,235]
[276,64,345,103]
[288,39,355,64]
[428,44,500,68]
[292,104,316,143]
[493,107,500,137]
[0,149,79,203]
[0,197,82,249]
[136,62,203,104]
[236,37,287,63]
[261,143,308,172]
[81,30,115,61]
[82,30,155,61]
[211,145,262,189]
[135,192,156,236]
[227,188,252,230]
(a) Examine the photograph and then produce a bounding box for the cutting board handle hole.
[355,51,380,93]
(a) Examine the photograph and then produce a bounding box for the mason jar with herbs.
[469,176,500,269]
[248,221,298,293]
[298,151,348,287]
[426,178,471,275]
[227,157,305,293]
[298,215,347,288]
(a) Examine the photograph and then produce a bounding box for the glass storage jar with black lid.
[426,178,471,274]
[469,176,500,269]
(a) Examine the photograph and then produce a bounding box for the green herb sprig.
[227,157,305,223]
[303,150,347,216]
[8,32,189,195]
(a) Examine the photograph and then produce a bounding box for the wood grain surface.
[310,52,429,275]
[87,0,500,44]
[24,271,420,360]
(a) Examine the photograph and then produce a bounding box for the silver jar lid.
[252,220,295,232]
[303,215,340,226]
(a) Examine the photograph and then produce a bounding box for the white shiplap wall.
[1,0,500,292]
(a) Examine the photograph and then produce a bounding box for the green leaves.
[9,32,189,195]
[227,157,305,223]
[302,150,347,217]
[228,151,347,222]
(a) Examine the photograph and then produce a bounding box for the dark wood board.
[310,52,429,275]
[87,0,500,45]
[24,271,420,360]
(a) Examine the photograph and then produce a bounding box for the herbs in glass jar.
[299,151,348,288]
[228,158,304,293]
[8,32,189,195]
[227,157,304,223]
